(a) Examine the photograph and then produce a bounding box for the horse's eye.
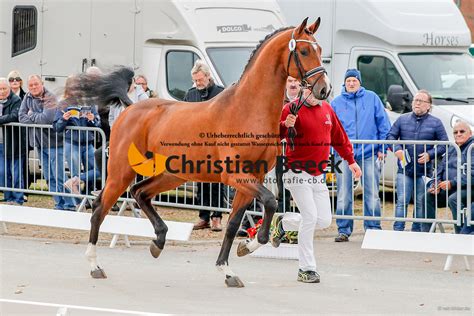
[301,49,308,56]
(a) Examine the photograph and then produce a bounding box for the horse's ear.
[296,17,309,35]
[307,17,321,34]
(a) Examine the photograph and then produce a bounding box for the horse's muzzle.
[312,74,331,100]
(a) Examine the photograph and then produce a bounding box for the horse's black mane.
[240,26,293,80]
[66,67,134,110]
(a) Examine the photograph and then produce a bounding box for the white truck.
[278,0,473,188]
[0,0,285,99]
[1,0,472,190]
[278,0,473,135]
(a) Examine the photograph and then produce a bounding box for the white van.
[0,0,285,183]
[278,0,473,135]
[0,0,285,98]
[278,0,473,188]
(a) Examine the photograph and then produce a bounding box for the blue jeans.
[0,144,25,204]
[64,142,100,194]
[394,173,425,231]
[336,157,382,236]
[4,156,25,204]
[418,191,453,232]
[0,144,4,188]
[448,190,474,235]
[39,147,76,210]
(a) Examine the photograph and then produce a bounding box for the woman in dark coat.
[0,78,27,204]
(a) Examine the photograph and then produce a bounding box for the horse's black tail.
[67,66,135,110]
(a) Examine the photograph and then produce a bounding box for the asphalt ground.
[1,235,473,315]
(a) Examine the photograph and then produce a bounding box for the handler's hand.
[349,162,362,179]
[285,114,297,128]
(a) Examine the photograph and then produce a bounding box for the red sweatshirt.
[280,100,355,176]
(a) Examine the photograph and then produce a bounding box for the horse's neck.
[233,59,287,127]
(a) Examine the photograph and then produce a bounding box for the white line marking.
[0,298,170,315]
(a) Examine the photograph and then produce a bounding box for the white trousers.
[284,170,332,271]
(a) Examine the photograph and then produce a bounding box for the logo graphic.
[128,143,167,177]
[216,24,251,33]
[324,114,332,125]
[216,24,275,34]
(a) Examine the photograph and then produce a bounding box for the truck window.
[357,56,408,110]
[12,6,37,57]
[207,47,254,86]
[166,51,199,100]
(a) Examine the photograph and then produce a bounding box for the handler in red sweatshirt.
[277,86,361,284]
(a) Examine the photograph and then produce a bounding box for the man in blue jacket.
[331,69,391,242]
[421,120,473,234]
[386,90,448,232]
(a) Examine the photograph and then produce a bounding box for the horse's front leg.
[216,190,252,288]
[237,184,277,257]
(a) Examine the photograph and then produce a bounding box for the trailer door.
[90,0,136,69]
[41,0,91,89]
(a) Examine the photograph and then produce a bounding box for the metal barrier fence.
[331,140,462,233]
[466,142,473,228]
[0,123,105,202]
[0,123,472,233]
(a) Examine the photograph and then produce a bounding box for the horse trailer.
[0,0,285,98]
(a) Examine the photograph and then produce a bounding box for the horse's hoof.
[90,267,107,279]
[150,241,163,258]
[237,240,251,257]
[225,275,245,288]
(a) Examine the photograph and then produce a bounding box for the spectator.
[420,120,473,234]
[279,86,361,283]
[108,77,148,130]
[0,78,27,204]
[53,76,101,197]
[386,90,448,231]
[135,75,157,98]
[331,69,391,242]
[184,60,225,232]
[7,70,26,100]
[18,75,76,211]
[8,70,31,199]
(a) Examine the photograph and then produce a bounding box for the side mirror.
[387,85,411,113]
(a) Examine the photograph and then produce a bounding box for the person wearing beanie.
[331,68,391,242]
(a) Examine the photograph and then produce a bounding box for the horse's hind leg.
[130,173,185,259]
[87,168,136,279]
[216,190,253,288]
[237,184,277,257]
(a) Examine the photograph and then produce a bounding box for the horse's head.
[287,18,331,100]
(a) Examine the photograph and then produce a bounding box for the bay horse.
[85,18,330,287]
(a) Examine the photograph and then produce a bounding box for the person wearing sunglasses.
[8,70,32,202]
[421,120,473,234]
[0,77,27,204]
[7,70,26,100]
[134,75,157,98]
[387,90,448,232]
